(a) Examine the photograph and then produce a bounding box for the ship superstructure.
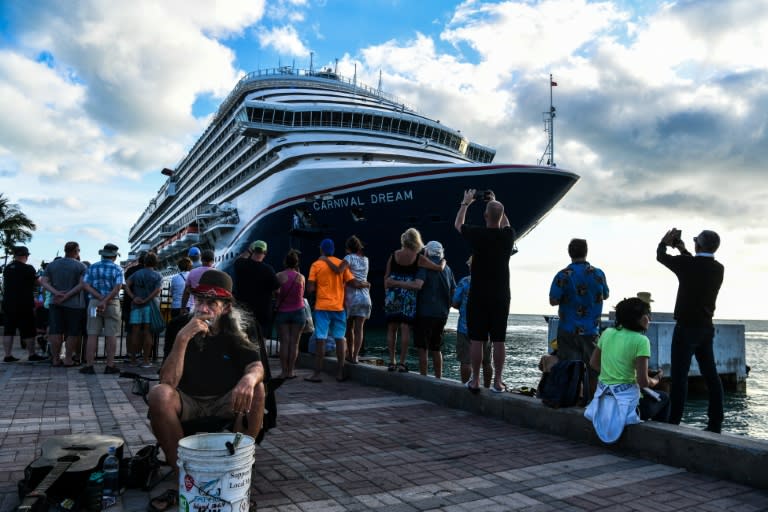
[129,68,578,298]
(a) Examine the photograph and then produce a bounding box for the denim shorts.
[275,307,306,326]
[129,304,152,325]
[314,310,347,341]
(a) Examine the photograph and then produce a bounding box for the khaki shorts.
[86,298,122,337]
[178,390,235,423]
[455,332,492,365]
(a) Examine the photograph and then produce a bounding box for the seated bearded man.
[148,269,266,470]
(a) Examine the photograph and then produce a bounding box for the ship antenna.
[538,73,557,167]
[310,51,314,74]
[377,69,382,96]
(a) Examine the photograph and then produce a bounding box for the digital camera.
[473,189,493,201]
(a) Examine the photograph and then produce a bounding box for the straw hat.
[636,292,654,305]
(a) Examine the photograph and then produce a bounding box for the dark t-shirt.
[122,264,144,318]
[2,261,37,312]
[656,242,724,327]
[170,320,261,396]
[233,258,279,321]
[44,257,86,308]
[128,268,162,309]
[461,224,516,301]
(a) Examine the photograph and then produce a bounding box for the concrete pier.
[0,349,767,511]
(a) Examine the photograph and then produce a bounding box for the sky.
[0,0,767,320]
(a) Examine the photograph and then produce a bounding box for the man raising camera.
[657,228,724,433]
[454,189,516,394]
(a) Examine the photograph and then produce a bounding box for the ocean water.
[360,314,768,440]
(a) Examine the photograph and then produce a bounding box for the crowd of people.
[1,189,727,447]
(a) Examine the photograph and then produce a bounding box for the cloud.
[0,0,265,183]
[341,0,768,255]
[256,25,310,56]
[18,196,84,210]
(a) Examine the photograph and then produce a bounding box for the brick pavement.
[1,352,767,511]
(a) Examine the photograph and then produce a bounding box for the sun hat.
[98,243,120,258]
[320,238,335,255]
[191,269,233,299]
[13,246,30,256]
[636,292,654,305]
[250,240,267,253]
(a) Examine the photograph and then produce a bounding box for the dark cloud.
[568,187,750,217]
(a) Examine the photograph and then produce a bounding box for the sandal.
[397,363,409,373]
[148,489,178,512]
[465,381,480,395]
[387,362,396,372]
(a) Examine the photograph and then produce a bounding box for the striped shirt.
[84,258,125,298]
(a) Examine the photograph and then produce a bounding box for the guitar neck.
[18,458,77,511]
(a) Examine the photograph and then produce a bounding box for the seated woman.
[585,297,670,443]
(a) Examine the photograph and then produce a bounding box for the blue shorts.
[313,310,347,341]
[129,304,152,325]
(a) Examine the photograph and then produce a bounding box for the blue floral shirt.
[549,261,609,336]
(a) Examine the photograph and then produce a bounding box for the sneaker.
[79,365,96,375]
[28,354,48,362]
[104,365,120,375]
[3,356,19,363]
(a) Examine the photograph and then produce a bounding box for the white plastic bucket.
[177,433,255,512]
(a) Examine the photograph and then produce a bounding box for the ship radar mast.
[538,73,557,167]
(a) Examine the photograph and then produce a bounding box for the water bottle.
[102,446,120,497]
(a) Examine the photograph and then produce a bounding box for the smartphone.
[473,189,493,201]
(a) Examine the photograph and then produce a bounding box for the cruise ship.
[128,67,578,314]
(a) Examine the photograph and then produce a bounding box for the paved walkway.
[1,351,767,511]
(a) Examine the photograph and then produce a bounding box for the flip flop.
[304,377,322,383]
[465,381,480,395]
[387,363,396,371]
[397,363,409,373]
[286,375,298,380]
[336,375,349,382]
[148,488,178,512]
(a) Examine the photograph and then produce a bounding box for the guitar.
[18,434,124,512]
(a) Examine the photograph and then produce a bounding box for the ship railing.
[159,223,177,236]
[217,67,417,120]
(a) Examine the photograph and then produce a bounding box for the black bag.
[120,444,162,490]
[538,360,585,408]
